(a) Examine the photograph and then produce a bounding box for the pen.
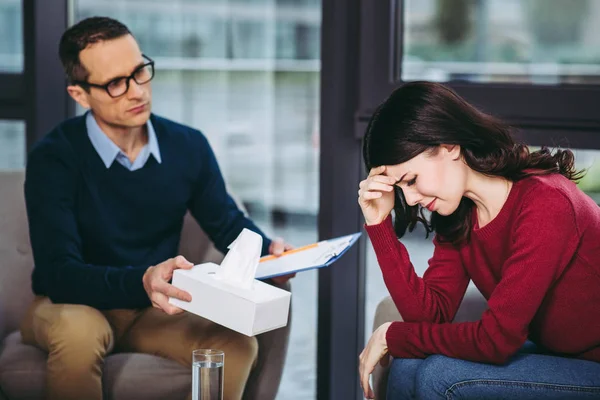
[260,242,320,263]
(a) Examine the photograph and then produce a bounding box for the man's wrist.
[263,238,273,256]
[142,266,154,284]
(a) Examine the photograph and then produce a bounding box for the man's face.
[68,34,152,129]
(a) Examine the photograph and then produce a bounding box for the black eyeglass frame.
[73,54,155,98]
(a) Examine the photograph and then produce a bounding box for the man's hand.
[268,237,296,285]
[143,255,194,315]
[359,322,392,399]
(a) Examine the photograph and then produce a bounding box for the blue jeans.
[388,342,600,399]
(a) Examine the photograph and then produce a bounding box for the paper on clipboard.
[255,232,362,279]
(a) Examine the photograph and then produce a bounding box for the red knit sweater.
[366,174,600,364]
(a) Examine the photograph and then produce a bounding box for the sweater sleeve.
[25,144,150,310]
[187,134,272,256]
[365,217,470,323]
[384,188,580,364]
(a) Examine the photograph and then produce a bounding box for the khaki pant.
[20,296,258,400]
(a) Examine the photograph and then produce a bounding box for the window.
[0,120,26,170]
[72,1,321,398]
[402,0,600,85]
[563,148,600,202]
[0,0,23,73]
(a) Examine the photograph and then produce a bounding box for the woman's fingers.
[366,181,394,192]
[361,191,382,200]
[360,175,396,192]
[361,174,397,186]
[358,181,393,201]
[368,165,386,177]
[370,174,398,185]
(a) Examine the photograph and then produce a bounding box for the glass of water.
[192,349,224,400]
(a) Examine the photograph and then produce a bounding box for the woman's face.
[384,146,468,216]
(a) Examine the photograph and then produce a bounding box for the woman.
[358,81,600,399]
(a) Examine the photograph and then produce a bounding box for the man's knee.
[207,328,258,368]
[232,333,258,367]
[180,316,258,367]
[47,304,114,358]
[44,307,110,400]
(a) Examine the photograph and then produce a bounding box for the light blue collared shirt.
[86,111,162,171]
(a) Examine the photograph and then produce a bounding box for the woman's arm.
[383,188,580,364]
[366,216,470,323]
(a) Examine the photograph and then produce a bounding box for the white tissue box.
[169,263,291,336]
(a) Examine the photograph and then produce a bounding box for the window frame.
[356,0,600,150]
[0,74,25,120]
[318,0,366,398]
[23,0,71,151]
[0,1,71,152]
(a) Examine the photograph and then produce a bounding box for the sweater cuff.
[262,237,272,257]
[386,321,414,358]
[126,266,152,308]
[364,216,400,255]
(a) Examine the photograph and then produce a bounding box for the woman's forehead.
[385,163,409,176]
[385,152,434,175]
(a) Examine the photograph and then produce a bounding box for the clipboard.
[255,232,362,279]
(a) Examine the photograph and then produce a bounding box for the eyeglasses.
[74,54,155,98]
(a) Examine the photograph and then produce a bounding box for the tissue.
[214,228,262,290]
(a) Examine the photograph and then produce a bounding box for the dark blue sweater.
[25,114,271,310]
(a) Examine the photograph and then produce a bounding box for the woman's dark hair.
[362,81,585,245]
[59,17,132,84]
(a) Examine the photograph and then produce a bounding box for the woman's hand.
[359,322,393,399]
[358,166,397,226]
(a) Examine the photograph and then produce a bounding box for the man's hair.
[59,16,132,84]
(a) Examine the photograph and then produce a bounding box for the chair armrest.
[373,296,402,328]
[453,284,488,323]
[0,300,5,342]
[371,297,400,400]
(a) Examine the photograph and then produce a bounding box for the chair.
[371,284,488,399]
[0,170,290,400]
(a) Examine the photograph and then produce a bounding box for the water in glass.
[192,360,224,400]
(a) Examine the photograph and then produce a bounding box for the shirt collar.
[86,111,162,169]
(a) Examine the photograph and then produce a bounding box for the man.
[21,16,293,400]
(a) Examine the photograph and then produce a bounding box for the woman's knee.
[387,358,423,399]
[414,355,458,399]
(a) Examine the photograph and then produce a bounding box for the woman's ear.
[440,144,461,161]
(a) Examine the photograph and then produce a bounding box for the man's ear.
[67,85,91,110]
[440,144,461,161]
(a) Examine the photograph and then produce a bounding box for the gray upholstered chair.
[0,170,291,400]
[371,284,488,400]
